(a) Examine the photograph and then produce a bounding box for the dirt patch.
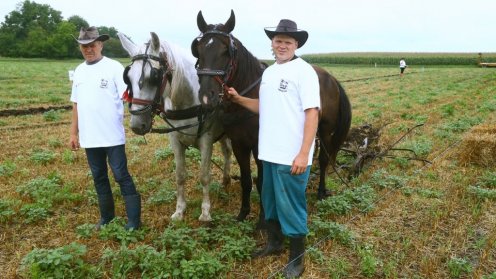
[0,105,72,117]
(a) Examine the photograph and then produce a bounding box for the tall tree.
[0,1,62,57]
[0,1,126,58]
[48,21,78,58]
[67,15,88,31]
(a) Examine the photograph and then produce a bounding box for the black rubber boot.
[95,193,115,230]
[252,220,284,258]
[282,237,305,278]
[123,194,141,230]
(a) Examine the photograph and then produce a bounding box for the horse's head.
[192,10,237,110]
[118,32,168,135]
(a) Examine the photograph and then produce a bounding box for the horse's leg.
[219,136,232,187]
[318,132,334,200]
[170,137,187,221]
[197,136,216,222]
[253,152,265,230]
[232,141,253,221]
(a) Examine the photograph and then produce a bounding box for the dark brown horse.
[192,10,352,225]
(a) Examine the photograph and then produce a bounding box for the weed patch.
[19,242,100,278]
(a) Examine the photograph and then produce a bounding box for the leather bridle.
[123,43,171,117]
[194,29,265,105]
[194,29,237,97]
[123,44,215,136]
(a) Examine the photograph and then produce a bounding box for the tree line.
[0,0,127,59]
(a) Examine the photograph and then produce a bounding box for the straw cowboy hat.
[264,19,308,48]
[73,26,109,44]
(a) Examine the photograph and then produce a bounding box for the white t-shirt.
[258,57,320,166]
[400,59,406,68]
[70,57,127,148]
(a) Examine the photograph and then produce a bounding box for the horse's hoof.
[171,212,184,221]
[255,220,267,230]
[199,214,212,222]
[236,211,249,222]
[317,189,334,200]
[223,177,231,187]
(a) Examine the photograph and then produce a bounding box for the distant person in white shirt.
[400,58,407,77]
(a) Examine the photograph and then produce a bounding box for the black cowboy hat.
[73,26,109,44]
[264,19,308,48]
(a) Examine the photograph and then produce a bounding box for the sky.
[0,0,495,59]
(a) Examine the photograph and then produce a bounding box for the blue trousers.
[85,145,137,197]
[262,161,310,237]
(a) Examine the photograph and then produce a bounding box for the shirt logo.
[100,79,109,89]
[278,79,288,92]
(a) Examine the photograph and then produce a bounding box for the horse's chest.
[225,122,258,146]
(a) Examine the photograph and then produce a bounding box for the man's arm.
[291,107,319,175]
[226,87,259,114]
[69,103,80,150]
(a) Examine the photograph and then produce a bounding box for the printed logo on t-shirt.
[278,79,288,92]
[100,79,109,89]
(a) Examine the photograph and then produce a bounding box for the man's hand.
[69,135,80,150]
[291,153,308,175]
[226,87,240,102]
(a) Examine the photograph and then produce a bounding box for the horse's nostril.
[131,124,148,135]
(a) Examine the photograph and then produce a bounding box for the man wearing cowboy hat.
[226,19,319,278]
[69,26,141,231]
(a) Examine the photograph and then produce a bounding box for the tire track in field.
[341,71,419,83]
[0,105,71,117]
[0,121,71,132]
[0,71,422,118]
[0,71,420,132]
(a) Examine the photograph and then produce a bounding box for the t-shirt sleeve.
[70,66,80,103]
[114,62,127,99]
[300,65,320,110]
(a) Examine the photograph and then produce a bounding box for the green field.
[0,58,130,110]
[1,57,496,278]
[302,52,496,66]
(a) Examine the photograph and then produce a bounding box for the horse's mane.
[155,40,199,100]
[231,36,265,96]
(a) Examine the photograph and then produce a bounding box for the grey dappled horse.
[118,32,232,222]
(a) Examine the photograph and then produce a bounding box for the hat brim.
[264,29,308,48]
[73,34,110,45]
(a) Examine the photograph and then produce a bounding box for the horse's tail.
[332,81,352,151]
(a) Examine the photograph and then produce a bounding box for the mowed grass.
[0,59,496,278]
[0,58,77,109]
[0,58,129,109]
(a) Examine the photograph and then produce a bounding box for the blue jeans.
[262,161,310,237]
[85,145,137,197]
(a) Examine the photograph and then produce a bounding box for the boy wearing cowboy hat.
[69,26,141,231]
[227,19,319,278]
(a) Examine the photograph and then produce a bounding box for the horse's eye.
[149,69,161,83]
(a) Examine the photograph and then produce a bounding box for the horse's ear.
[197,11,208,33]
[224,9,235,33]
[150,32,160,53]
[117,32,138,57]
